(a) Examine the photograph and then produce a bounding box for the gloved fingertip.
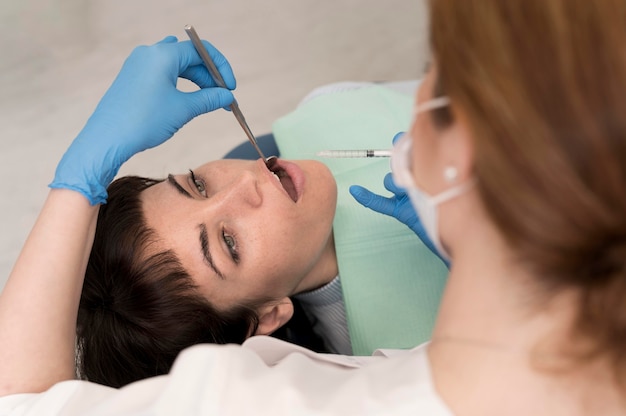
[348,184,364,197]
[158,35,178,44]
[200,40,236,90]
[348,185,361,194]
[223,75,237,91]
[222,88,235,108]
[392,131,405,145]
[384,172,405,194]
[214,87,235,111]
[349,185,371,205]
[350,185,397,216]
[212,86,234,102]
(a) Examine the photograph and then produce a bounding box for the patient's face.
[141,158,337,309]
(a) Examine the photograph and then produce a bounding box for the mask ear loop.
[392,96,452,189]
[429,179,477,205]
[413,96,450,115]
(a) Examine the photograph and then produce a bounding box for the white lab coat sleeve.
[0,338,452,416]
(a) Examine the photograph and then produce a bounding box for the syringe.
[316,149,392,158]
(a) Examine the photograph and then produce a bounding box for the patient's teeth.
[272,172,281,182]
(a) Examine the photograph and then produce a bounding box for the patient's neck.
[293,232,338,294]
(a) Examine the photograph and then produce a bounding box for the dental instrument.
[184,25,277,169]
[316,149,392,158]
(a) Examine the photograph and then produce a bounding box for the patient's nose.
[216,171,262,208]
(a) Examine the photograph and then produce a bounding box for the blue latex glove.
[349,133,450,267]
[50,35,236,205]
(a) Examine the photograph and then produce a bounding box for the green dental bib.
[272,85,448,355]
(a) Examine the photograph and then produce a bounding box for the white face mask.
[390,96,474,262]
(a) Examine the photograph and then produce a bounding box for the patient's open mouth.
[269,165,298,202]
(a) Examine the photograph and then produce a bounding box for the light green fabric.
[272,85,448,355]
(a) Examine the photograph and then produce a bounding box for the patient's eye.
[189,169,207,197]
[222,229,240,264]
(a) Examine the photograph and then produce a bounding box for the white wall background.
[0,0,429,291]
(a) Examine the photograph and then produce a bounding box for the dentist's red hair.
[430,0,626,387]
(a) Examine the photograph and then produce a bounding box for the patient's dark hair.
[76,176,262,388]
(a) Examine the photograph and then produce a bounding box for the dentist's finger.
[349,185,396,217]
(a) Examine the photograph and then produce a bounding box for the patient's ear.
[254,297,294,336]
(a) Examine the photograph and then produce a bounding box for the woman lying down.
[1,36,445,390]
[80,124,447,388]
[79,157,341,387]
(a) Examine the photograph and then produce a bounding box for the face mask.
[391,96,474,262]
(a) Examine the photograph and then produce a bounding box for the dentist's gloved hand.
[50,36,236,205]
[349,133,450,267]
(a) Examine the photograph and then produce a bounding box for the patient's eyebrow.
[199,224,225,280]
[167,174,192,198]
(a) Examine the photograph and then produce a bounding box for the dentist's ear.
[254,297,294,336]
[439,107,475,185]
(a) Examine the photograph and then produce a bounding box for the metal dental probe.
[184,25,277,169]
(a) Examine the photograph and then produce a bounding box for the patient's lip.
[276,159,304,203]
[258,158,304,203]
